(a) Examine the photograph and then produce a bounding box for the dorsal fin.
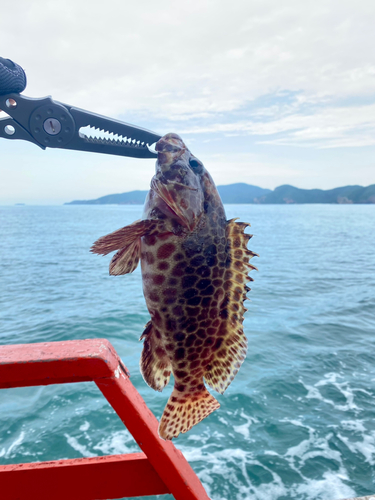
[204,218,257,395]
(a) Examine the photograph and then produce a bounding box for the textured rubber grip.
[0,57,27,95]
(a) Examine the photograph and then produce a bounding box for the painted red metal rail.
[0,339,210,500]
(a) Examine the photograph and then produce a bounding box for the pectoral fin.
[91,219,165,275]
[109,239,141,275]
[91,219,162,255]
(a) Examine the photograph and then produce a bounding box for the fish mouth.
[155,133,185,154]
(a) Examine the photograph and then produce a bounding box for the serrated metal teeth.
[78,126,146,147]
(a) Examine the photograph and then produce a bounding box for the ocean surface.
[0,204,374,500]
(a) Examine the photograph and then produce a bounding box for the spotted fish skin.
[91,133,257,440]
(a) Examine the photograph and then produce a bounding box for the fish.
[91,133,257,439]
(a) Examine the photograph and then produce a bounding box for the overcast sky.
[1,0,375,204]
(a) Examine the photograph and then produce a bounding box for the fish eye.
[189,158,202,170]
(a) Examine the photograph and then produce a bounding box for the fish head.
[150,133,206,231]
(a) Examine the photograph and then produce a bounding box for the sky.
[0,0,375,204]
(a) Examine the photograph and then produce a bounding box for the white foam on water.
[1,431,25,459]
[290,470,356,500]
[79,421,90,432]
[233,410,258,441]
[92,429,138,455]
[176,442,288,500]
[337,422,375,466]
[300,372,359,412]
[64,433,96,458]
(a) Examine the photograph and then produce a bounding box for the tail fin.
[158,387,220,440]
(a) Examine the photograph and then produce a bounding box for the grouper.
[91,133,257,439]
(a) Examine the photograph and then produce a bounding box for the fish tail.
[158,386,220,440]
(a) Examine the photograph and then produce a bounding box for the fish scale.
[91,133,257,439]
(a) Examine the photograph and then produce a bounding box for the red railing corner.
[0,339,210,500]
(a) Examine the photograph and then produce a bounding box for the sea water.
[0,204,374,500]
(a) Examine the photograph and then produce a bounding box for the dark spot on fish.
[196,328,206,339]
[204,244,217,256]
[165,343,174,351]
[172,263,185,277]
[188,353,199,361]
[173,306,184,316]
[186,322,198,333]
[166,319,178,332]
[176,348,185,360]
[197,265,210,277]
[197,279,211,290]
[175,370,187,378]
[201,297,211,307]
[201,285,215,296]
[174,332,185,341]
[148,292,159,302]
[220,308,228,319]
[206,255,217,266]
[187,296,201,306]
[186,307,197,317]
[158,261,169,270]
[204,337,214,346]
[176,384,185,392]
[157,243,176,260]
[153,311,162,326]
[185,266,195,274]
[182,275,198,288]
[186,334,196,347]
[190,255,205,267]
[174,253,184,261]
[144,235,156,246]
[184,288,198,299]
[153,274,165,285]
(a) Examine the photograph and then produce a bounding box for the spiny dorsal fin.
[204,218,257,395]
[140,321,172,392]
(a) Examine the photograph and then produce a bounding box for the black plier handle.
[0,58,161,159]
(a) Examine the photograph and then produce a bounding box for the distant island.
[65,183,375,205]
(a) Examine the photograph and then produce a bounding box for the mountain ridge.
[65,182,375,205]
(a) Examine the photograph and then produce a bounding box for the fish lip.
[155,139,183,153]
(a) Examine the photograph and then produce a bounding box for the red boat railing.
[0,339,210,500]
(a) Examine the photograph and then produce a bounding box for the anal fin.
[140,321,171,392]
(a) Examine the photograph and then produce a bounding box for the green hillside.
[65,183,375,205]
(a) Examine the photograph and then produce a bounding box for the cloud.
[1,0,375,120]
[1,0,375,202]
[177,102,375,148]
